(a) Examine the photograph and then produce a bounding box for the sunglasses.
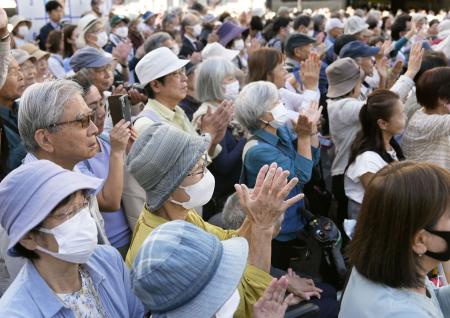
[48,112,94,129]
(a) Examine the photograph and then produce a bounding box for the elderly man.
[324,18,344,52]
[285,33,328,98]
[18,79,134,248]
[179,13,204,60]
[11,49,36,90]
[0,8,10,90]
[0,56,26,175]
[143,31,178,54]
[344,15,370,43]
[134,47,232,158]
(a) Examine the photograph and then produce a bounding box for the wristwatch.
[0,32,10,42]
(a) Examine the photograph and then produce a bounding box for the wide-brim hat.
[131,220,249,317]
[19,43,50,61]
[76,14,99,49]
[326,57,364,98]
[9,15,32,31]
[0,160,102,257]
[201,42,239,61]
[135,47,190,88]
[10,49,36,65]
[217,22,248,47]
[126,123,210,211]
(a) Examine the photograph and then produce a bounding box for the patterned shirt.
[56,267,107,318]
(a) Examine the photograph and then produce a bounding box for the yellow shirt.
[125,205,272,318]
[134,99,221,158]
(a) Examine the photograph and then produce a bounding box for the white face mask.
[36,207,98,264]
[224,80,240,100]
[192,24,203,37]
[96,31,108,48]
[170,43,180,55]
[115,26,128,38]
[214,289,241,318]
[171,169,215,209]
[267,103,290,129]
[232,39,245,51]
[17,25,29,38]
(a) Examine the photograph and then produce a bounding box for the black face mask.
[425,229,450,262]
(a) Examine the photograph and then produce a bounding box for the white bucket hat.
[201,42,239,61]
[135,47,190,88]
[344,15,369,35]
[76,14,99,49]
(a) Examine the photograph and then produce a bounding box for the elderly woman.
[125,123,306,318]
[402,67,450,170]
[247,47,320,114]
[0,160,144,316]
[235,81,321,270]
[192,57,246,219]
[340,161,450,317]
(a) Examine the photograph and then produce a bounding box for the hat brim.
[155,237,249,318]
[139,58,190,88]
[7,172,103,256]
[32,50,50,60]
[219,26,248,46]
[327,68,363,99]
[12,19,32,30]
[145,132,210,211]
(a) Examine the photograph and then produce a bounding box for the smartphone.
[108,95,132,126]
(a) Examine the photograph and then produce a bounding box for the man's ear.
[150,80,163,94]
[34,129,55,153]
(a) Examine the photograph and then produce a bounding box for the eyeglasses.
[187,154,208,176]
[48,112,94,129]
[50,198,90,222]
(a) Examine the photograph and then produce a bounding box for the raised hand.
[300,53,321,91]
[113,39,132,65]
[0,8,7,36]
[375,56,389,79]
[253,276,294,318]
[386,59,403,89]
[405,42,424,79]
[110,119,131,154]
[234,162,304,229]
[200,99,234,146]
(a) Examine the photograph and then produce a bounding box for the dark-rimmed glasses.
[187,154,208,177]
[48,112,94,129]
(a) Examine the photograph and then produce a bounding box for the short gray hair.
[195,57,237,102]
[221,193,246,230]
[144,32,172,54]
[18,80,83,152]
[235,81,279,132]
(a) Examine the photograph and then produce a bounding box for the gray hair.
[144,32,172,54]
[18,80,83,152]
[221,193,246,230]
[195,57,237,102]
[235,81,279,132]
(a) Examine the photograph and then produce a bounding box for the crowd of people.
[0,1,449,317]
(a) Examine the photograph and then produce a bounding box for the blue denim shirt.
[0,245,145,317]
[242,126,320,240]
[0,102,27,174]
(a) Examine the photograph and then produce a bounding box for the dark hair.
[293,15,312,31]
[381,16,390,31]
[272,17,291,33]
[190,2,205,14]
[366,16,379,30]
[348,90,405,168]
[218,12,231,23]
[63,24,77,58]
[247,48,283,83]
[250,16,264,31]
[144,77,166,99]
[414,51,448,83]
[334,34,357,55]
[391,14,411,41]
[368,36,384,47]
[429,19,439,27]
[313,14,325,32]
[348,161,450,288]
[45,0,62,13]
[46,30,63,54]
[416,67,450,109]
[70,72,92,96]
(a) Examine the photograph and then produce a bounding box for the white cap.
[252,7,265,18]
[325,18,344,33]
[76,14,99,49]
[201,43,239,61]
[135,47,190,88]
[344,16,369,35]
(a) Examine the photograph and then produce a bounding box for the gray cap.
[326,57,363,98]
[70,47,112,72]
[126,123,210,211]
[10,49,36,65]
